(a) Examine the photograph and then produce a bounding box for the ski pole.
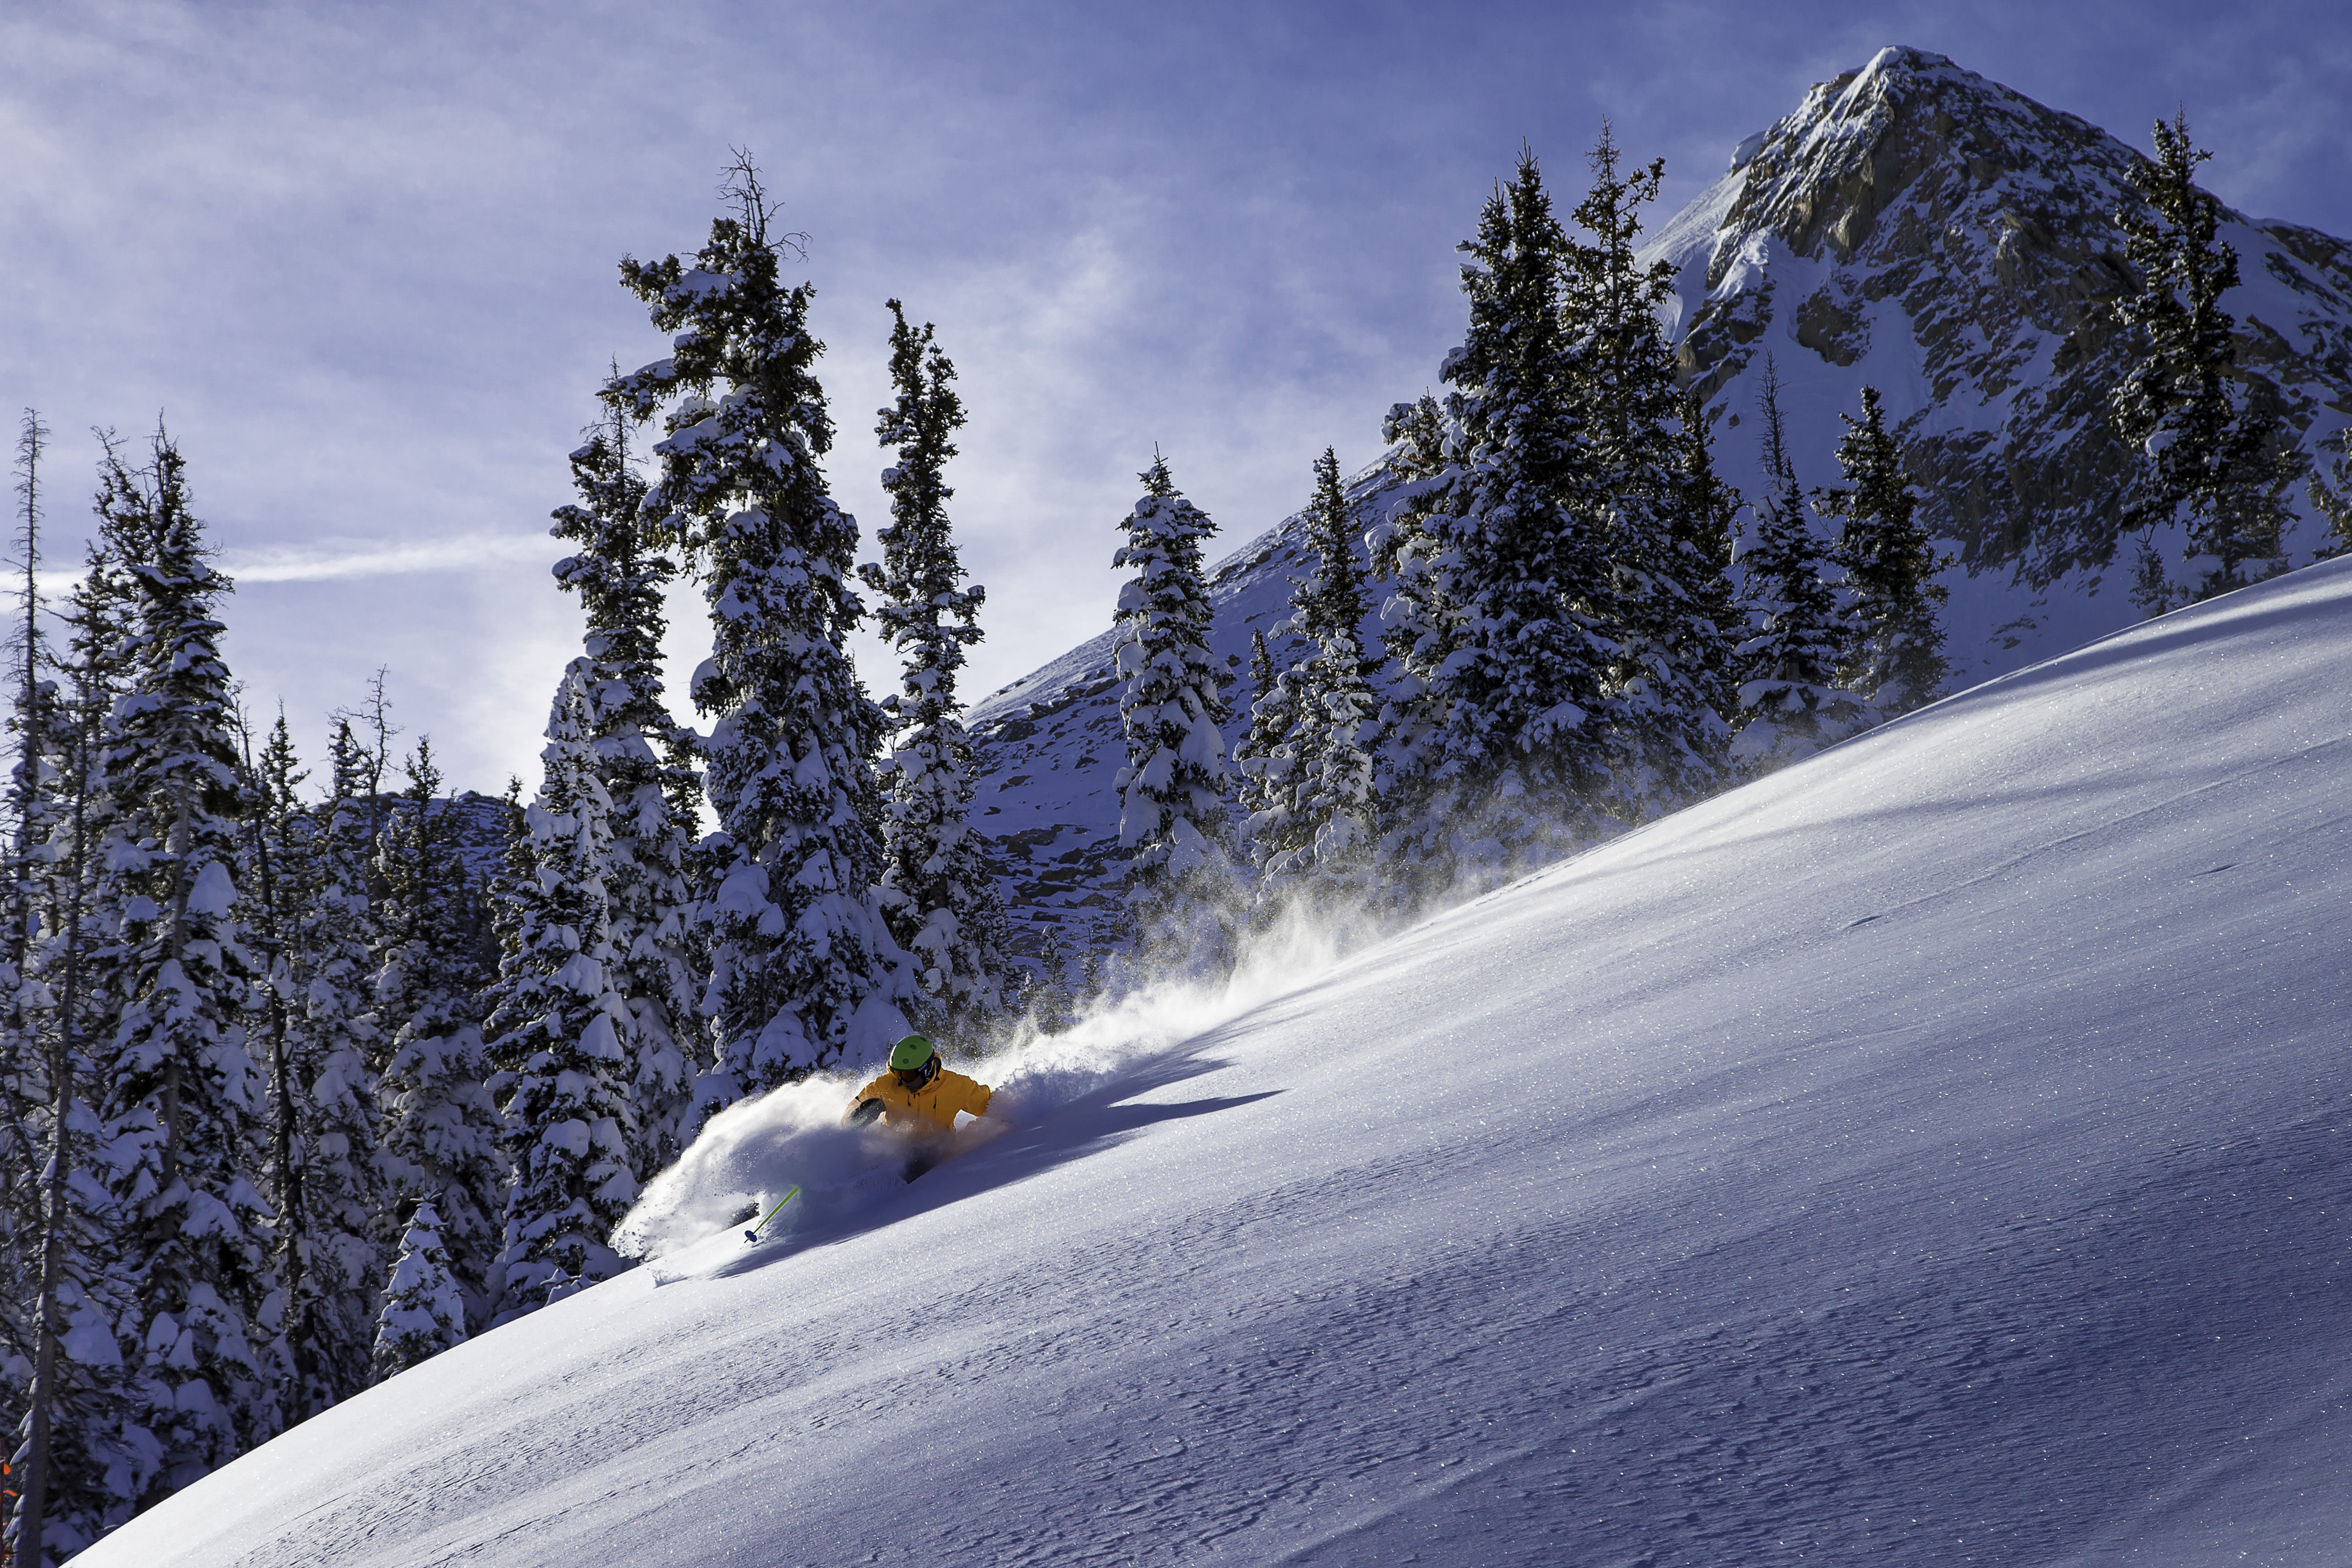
[743,1185,802,1243]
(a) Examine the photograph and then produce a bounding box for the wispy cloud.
[221,535,554,584]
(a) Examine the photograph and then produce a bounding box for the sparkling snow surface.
[89,564,2352,1564]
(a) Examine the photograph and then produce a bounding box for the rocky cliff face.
[963,47,2352,963]
[1660,46,2352,652]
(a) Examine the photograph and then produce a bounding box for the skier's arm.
[845,1075,891,1125]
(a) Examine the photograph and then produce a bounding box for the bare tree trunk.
[159,787,193,1187]
[242,755,308,1421]
[17,1071,69,1568]
[16,698,94,1568]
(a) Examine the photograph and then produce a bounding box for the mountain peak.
[1850,43,1969,91]
[1655,50,2350,608]
[1716,46,2118,279]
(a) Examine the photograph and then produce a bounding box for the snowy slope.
[86,560,2352,1565]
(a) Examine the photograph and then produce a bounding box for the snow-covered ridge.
[82,553,2352,1566]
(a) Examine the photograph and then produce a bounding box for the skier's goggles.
[894,1059,939,1090]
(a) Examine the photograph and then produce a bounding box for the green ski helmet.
[889,1034,937,1072]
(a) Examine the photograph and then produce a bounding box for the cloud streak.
[221,535,556,585]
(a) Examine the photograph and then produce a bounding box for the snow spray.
[611,904,1379,1261]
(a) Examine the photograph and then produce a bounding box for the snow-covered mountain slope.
[87,558,2352,1566]
[963,46,2352,948]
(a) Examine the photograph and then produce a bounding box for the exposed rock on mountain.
[1665,45,2351,602]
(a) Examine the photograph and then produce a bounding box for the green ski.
[743,1184,802,1244]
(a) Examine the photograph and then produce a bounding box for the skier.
[846,1035,996,1180]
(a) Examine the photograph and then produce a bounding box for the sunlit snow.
[83,561,2352,1565]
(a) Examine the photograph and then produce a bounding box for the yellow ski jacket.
[847,1066,994,1140]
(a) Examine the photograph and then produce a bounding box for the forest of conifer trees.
[12,111,2274,1556]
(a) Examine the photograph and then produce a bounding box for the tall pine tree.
[2110,113,2293,609]
[613,154,898,1116]
[370,742,504,1333]
[289,765,386,1418]
[1,411,49,1483]
[4,411,141,1566]
[546,424,702,1184]
[1233,628,1299,888]
[1817,385,1949,714]
[1567,127,1726,814]
[1262,450,1380,910]
[487,666,640,1321]
[1669,392,1745,734]
[1111,454,1236,974]
[82,427,286,1503]
[240,714,385,1422]
[1731,360,1869,769]
[858,303,1010,1040]
[1383,150,1617,884]
[1365,393,1458,900]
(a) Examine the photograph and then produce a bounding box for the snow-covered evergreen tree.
[1817,385,1949,714]
[234,713,304,1402]
[1669,393,1745,733]
[370,1199,465,1381]
[546,423,700,1184]
[1385,150,1617,883]
[287,887,385,1410]
[1731,361,1871,770]
[858,303,1010,1041]
[81,428,285,1502]
[237,715,382,1423]
[612,154,897,1117]
[1111,454,1236,973]
[6,420,143,1566]
[1264,450,1380,910]
[238,716,385,1422]
[481,777,535,1090]
[1567,128,1727,812]
[1232,629,1299,882]
[8,526,151,1561]
[371,742,504,1333]
[2110,113,2292,609]
[1366,393,1457,897]
[487,667,638,1321]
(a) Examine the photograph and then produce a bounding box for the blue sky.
[5,0,2346,791]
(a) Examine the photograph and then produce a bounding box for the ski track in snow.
[80,561,2352,1565]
